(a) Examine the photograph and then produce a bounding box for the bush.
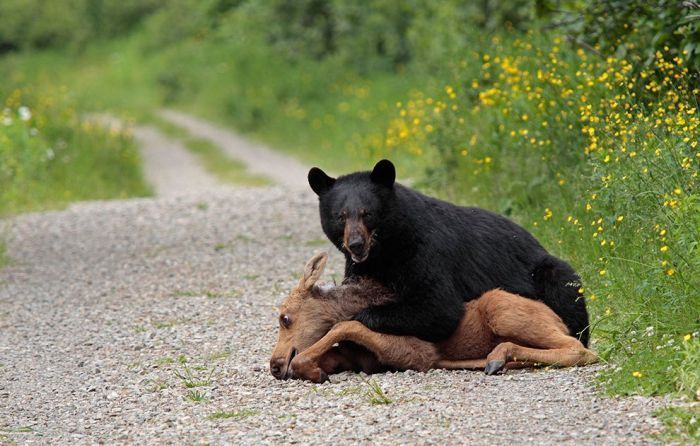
[0,86,150,215]
[546,0,700,75]
[384,32,699,396]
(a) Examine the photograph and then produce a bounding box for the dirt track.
[0,114,668,445]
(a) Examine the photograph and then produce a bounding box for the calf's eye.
[280,314,291,328]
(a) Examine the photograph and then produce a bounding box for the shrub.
[384,33,699,396]
[0,87,150,215]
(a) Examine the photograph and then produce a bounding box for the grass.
[205,351,231,362]
[152,318,189,329]
[173,289,241,299]
[186,389,208,403]
[0,240,7,269]
[173,363,216,389]
[146,378,169,392]
[0,85,152,217]
[310,379,392,406]
[361,378,393,405]
[304,238,329,247]
[654,406,700,444]
[207,409,258,420]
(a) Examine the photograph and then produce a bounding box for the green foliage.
[362,377,392,405]
[655,405,700,444]
[207,408,258,420]
[544,0,700,74]
[385,32,699,400]
[0,239,7,269]
[0,86,151,216]
[0,0,89,51]
[0,0,161,52]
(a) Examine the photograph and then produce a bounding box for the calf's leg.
[476,290,598,374]
[484,340,598,374]
[291,320,439,383]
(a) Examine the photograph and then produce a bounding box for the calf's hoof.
[484,360,506,375]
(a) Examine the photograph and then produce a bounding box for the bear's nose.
[347,237,365,254]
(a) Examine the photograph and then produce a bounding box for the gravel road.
[0,117,668,445]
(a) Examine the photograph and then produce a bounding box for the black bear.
[308,159,590,345]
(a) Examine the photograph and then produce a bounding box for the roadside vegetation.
[1,0,697,440]
[0,85,150,217]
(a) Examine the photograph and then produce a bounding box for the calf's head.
[269,252,333,380]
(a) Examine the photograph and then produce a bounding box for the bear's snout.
[343,218,372,263]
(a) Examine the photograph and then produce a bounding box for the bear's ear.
[370,159,395,188]
[308,167,336,196]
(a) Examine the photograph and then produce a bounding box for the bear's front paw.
[290,354,329,384]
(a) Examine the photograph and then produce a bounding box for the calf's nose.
[270,358,285,379]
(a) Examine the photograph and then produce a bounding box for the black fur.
[309,160,590,345]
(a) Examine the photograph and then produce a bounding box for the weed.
[4,426,33,433]
[654,406,700,444]
[174,364,216,388]
[146,378,169,392]
[173,289,239,299]
[207,408,258,420]
[206,351,231,362]
[152,319,186,329]
[361,377,392,405]
[186,389,208,403]
[173,290,200,298]
[0,239,8,269]
[156,357,176,366]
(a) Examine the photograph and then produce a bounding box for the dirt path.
[0,115,669,445]
[158,109,310,192]
[133,125,222,196]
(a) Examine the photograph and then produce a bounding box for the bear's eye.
[336,212,346,223]
[279,314,291,328]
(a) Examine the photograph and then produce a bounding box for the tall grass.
[0,85,151,216]
[384,34,700,398]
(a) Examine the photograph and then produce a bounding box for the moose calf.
[270,253,597,383]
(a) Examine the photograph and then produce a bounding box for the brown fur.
[270,253,598,383]
[342,211,372,262]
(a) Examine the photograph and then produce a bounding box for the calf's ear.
[300,252,328,291]
[308,167,336,196]
[370,159,395,188]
